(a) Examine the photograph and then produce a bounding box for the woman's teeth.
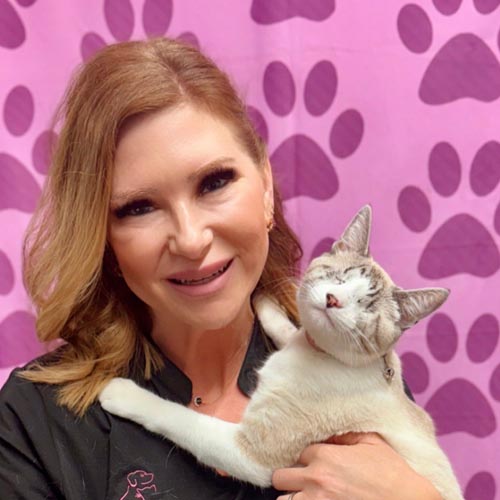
[171,261,231,286]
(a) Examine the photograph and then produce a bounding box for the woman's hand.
[273,432,441,500]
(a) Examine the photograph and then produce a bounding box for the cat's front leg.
[253,294,299,348]
[99,378,273,487]
[99,378,162,426]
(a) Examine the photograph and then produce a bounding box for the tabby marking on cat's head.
[298,205,449,367]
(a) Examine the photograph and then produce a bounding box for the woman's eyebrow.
[110,188,160,207]
[187,156,236,183]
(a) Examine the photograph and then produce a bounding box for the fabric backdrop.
[1,1,499,498]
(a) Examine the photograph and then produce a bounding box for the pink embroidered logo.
[119,469,157,500]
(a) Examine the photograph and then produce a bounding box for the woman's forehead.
[111,105,261,196]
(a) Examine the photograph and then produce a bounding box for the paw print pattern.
[397,137,500,496]
[425,317,498,439]
[250,0,336,25]
[1,1,56,211]
[398,141,500,278]
[0,0,44,368]
[402,310,500,497]
[397,1,500,104]
[249,60,364,202]
[81,0,197,62]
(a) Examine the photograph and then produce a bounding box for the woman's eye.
[113,199,154,219]
[199,167,235,195]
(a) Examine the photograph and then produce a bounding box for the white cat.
[100,205,464,499]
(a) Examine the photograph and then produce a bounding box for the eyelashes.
[111,166,236,219]
[198,167,235,195]
[113,199,153,219]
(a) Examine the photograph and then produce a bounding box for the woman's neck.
[151,305,254,398]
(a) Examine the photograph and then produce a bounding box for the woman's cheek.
[110,225,163,275]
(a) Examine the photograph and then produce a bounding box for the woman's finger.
[272,465,307,491]
[325,431,382,446]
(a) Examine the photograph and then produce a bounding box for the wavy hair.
[22,37,302,416]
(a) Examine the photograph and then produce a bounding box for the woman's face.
[108,104,273,335]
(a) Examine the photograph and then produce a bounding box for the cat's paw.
[99,377,147,419]
[254,294,299,348]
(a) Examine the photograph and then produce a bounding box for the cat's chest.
[257,338,388,401]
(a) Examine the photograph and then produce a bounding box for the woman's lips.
[168,260,232,285]
[165,259,234,297]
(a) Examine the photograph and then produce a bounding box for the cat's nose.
[326,293,341,308]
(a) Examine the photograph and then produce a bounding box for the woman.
[0,38,440,499]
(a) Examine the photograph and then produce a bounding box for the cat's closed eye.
[325,271,346,284]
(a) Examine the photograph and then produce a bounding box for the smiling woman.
[0,37,441,500]
[0,37,302,500]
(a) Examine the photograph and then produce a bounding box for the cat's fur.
[99,205,464,499]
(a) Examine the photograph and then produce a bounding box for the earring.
[266,211,275,232]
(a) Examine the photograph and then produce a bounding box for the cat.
[99,205,464,499]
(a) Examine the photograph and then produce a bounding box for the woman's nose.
[167,204,213,259]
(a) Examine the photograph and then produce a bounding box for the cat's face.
[297,206,449,367]
[298,246,401,366]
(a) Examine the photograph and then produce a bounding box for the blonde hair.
[22,37,302,416]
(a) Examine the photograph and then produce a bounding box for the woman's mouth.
[168,260,233,286]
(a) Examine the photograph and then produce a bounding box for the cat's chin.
[302,318,380,368]
[300,314,353,363]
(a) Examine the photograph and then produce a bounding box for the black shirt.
[0,321,280,500]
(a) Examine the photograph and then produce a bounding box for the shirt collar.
[146,319,274,405]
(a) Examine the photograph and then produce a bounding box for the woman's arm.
[272,433,441,500]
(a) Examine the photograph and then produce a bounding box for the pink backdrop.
[1,1,500,498]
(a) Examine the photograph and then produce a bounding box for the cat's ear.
[393,287,450,331]
[334,205,372,256]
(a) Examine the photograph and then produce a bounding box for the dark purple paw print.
[250,0,335,25]
[398,141,500,279]
[403,313,499,432]
[397,1,500,104]
[80,0,199,62]
[249,60,363,202]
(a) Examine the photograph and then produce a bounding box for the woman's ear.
[262,160,274,218]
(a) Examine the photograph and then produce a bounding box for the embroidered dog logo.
[120,469,157,500]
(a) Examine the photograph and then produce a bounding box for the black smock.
[0,321,280,500]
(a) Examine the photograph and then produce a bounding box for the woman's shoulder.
[0,347,106,426]
[0,368,66,438]
[0,348,64,407]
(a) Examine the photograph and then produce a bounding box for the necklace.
[192,336,250,407]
